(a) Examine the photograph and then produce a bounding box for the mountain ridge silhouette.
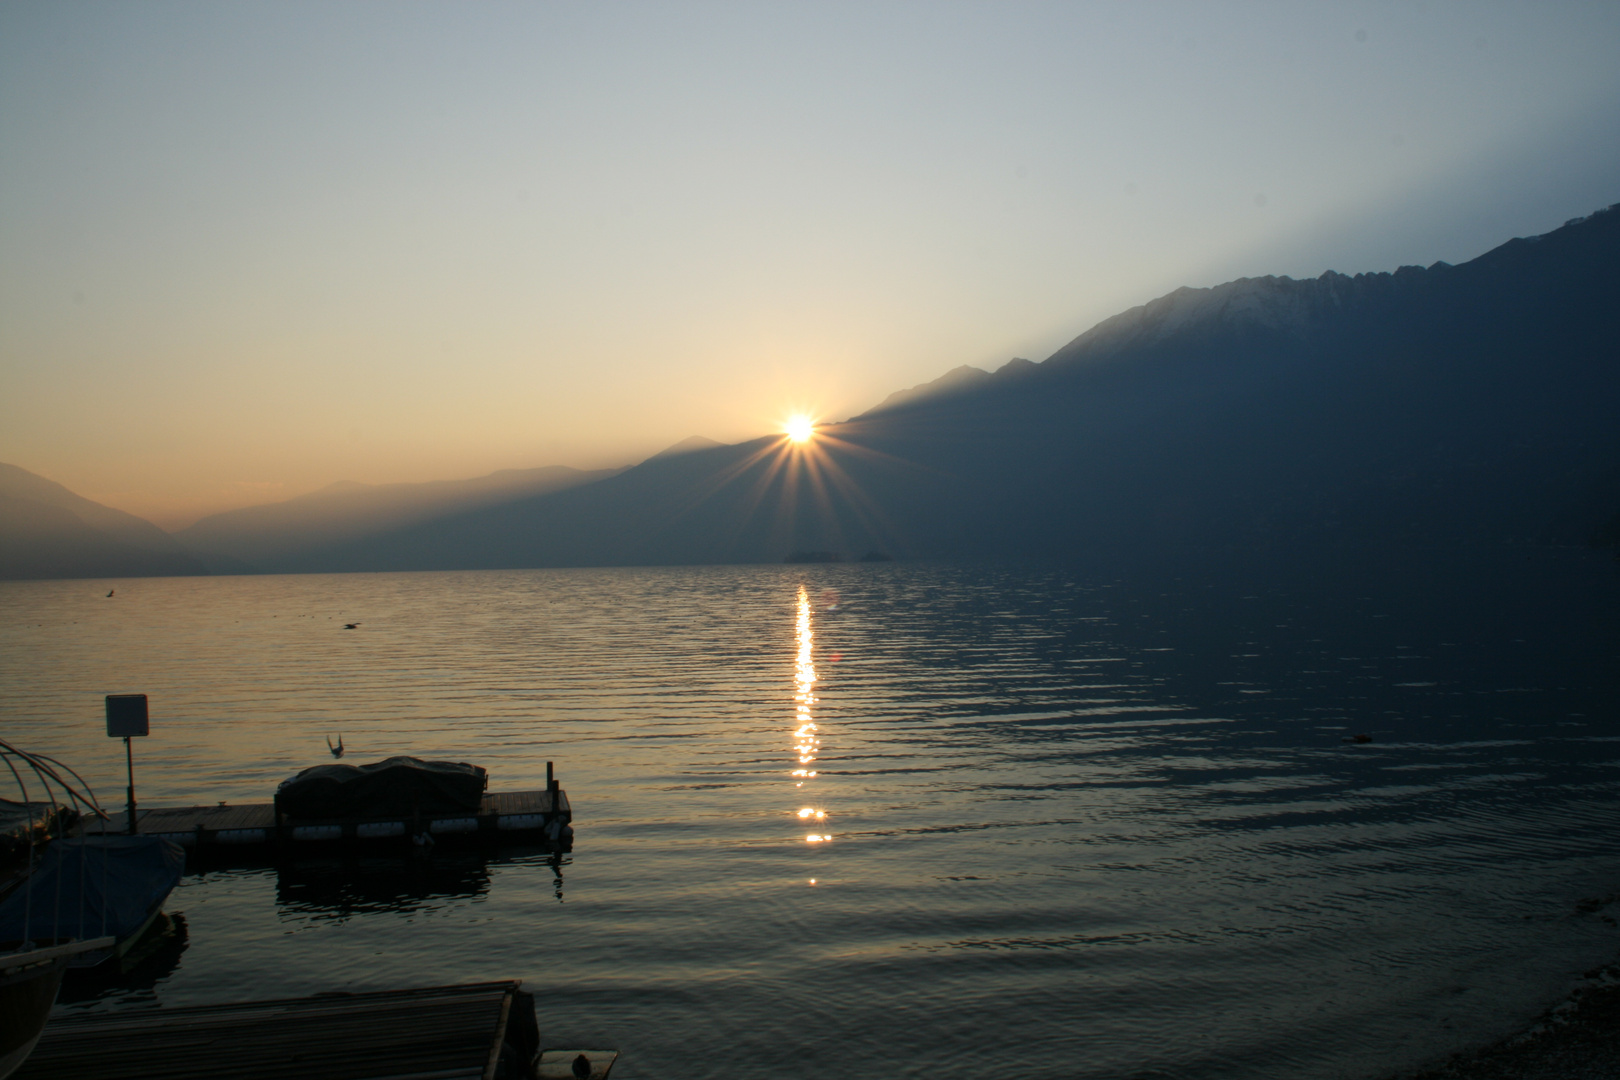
[5,204,1617,581]
[277,202,1620,575]
[0,463,205,580]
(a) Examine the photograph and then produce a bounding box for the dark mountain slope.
[280,203,1620,575]
[298,436,890,571]
[647,435,724,460]
[0,464,205,580]
[862,364,995,415]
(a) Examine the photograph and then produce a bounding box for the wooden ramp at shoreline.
[81,788,570,852]
[17,981,548,1080]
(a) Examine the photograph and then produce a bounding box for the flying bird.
[343,622,360,629]
[327,734,345,758]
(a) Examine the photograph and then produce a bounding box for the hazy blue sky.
[3,1,1618,526]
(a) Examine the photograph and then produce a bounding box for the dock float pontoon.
[81,787,571,852]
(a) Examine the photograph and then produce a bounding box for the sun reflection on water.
[792,584,827,843]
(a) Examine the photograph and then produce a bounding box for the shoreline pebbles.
[1396,967,1620,1080]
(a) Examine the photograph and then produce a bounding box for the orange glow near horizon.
[784,415,816,443]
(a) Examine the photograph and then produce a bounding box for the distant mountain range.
[270,202,1620,575]
[4,203,1618,581]
[0,463,205,580]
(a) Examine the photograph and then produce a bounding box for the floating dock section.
[82,788,570,852]
[17,980,552,1080]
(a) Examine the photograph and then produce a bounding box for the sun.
[785,415,815,443]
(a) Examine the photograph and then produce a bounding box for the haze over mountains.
[0,463,205,580]
[3,204,1617,582]
[173,464,620,573]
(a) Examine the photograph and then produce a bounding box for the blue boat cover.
[0,835,184,945]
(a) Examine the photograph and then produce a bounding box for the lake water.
[3,561,1619,1079]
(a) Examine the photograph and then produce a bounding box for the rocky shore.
[1396,968,1620,1080]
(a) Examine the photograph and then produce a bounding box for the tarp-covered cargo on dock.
[275,756,488,819]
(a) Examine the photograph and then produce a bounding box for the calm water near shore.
[3,562,1619,1079]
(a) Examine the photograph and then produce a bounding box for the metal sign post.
[105,694,149,835]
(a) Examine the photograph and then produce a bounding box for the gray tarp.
[0,835,184,946]
[275,756,488,820]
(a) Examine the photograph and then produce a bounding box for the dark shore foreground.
[1395,968,1620,1080]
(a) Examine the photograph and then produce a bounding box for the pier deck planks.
[17,980,536,1080]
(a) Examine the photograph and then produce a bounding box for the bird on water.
[327,734,345,758]
[106,589,114,597]
[343,622,360,629]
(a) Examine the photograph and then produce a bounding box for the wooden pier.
[14,980,580,1080]
[81,788,571,853]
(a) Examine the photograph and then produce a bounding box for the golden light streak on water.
[792,584,826,842]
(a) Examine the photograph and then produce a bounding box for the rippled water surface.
[3,562,1619,1079]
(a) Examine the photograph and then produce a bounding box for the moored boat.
[0,836,186,970]
[1,937,114,1080]
[0,740,137,1079]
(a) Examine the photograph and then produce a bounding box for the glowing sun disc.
[785,416,815,443]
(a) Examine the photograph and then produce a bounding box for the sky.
[3,2,1618,529]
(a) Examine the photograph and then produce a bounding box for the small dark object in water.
[326,734,344,759]
[106,589,114,597]
[784,550,842,563]
[1342,733,1373,744]
[343,622,360,629]
[539,1049,620,1079]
